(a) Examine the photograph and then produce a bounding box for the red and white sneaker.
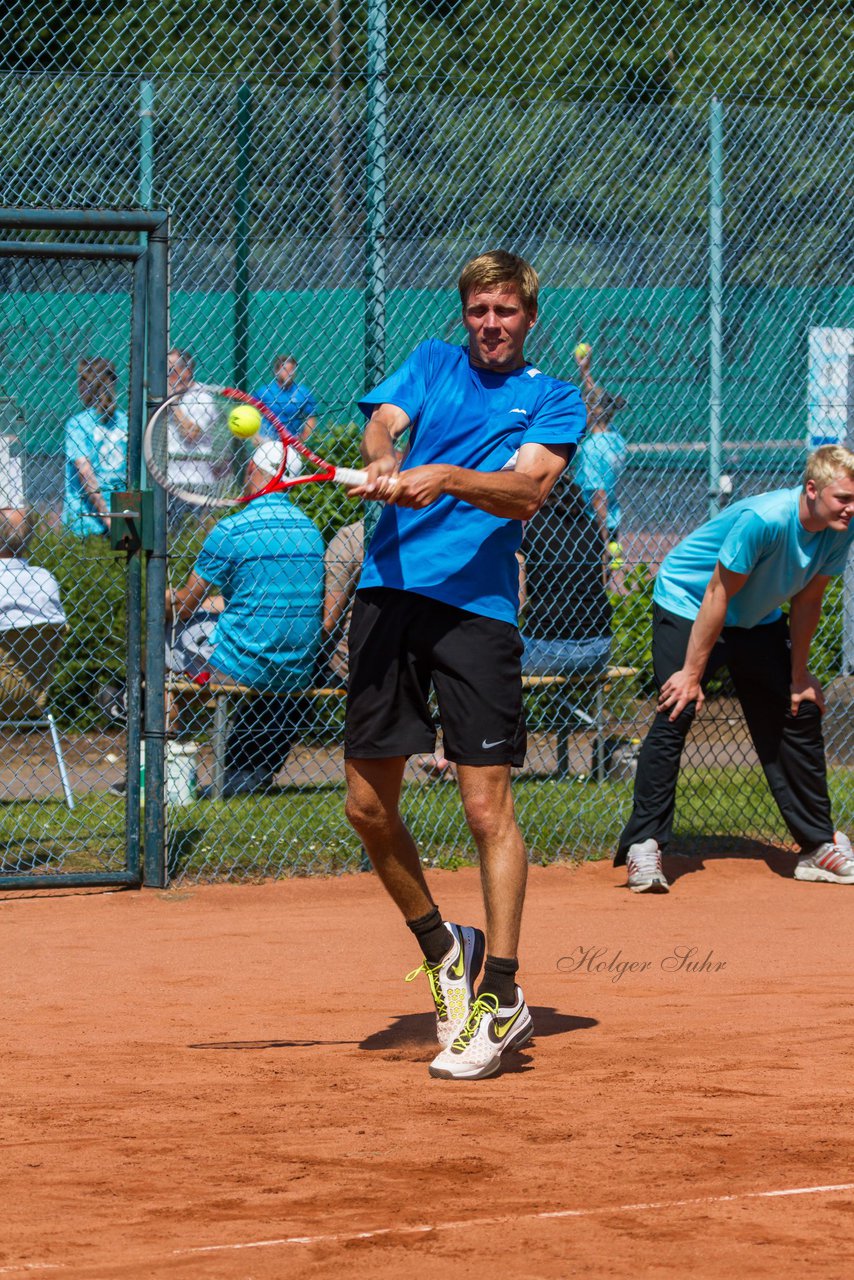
[626,839,669,893]
[794,832,854,885]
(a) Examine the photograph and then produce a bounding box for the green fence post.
[234,83,253,391]
[708,95,725,519]
[143,218,170,888]
[124,250,148,883]
[365,0,387,389]
[138,79,154,246]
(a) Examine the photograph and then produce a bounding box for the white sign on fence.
[807,327,854,450]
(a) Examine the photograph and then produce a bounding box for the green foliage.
[3,1,852,102]
[29,521,128,726]
[609,563,656,686]
[804,575,843,685]
[288,419,368,540]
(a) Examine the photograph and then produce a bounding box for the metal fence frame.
[0,207,169,890]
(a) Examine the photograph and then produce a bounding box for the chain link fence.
[0,248,139,877]
[1,3,853,881]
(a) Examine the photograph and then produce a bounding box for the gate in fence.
[0,208,169,890]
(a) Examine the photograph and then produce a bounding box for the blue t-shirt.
[194,493,324,691]
[63,408,129,537]
[574,428,627,533]
[654,486,854,628]
[357,339,585,624]
[252,380,317,438]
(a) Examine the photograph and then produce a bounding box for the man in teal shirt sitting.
[168,441,324,796]
[618,446,854,893]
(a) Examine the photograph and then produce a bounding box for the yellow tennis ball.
[574,342,591,360]
[228,405,262,438]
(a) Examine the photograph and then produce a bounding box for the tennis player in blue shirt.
[344,250,585,1080]
[618,446,854,894]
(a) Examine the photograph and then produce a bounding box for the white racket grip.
[333,466,370,487]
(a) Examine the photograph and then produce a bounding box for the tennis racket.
[143,384,367,510]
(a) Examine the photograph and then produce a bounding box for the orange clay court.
[3,852,854,1279]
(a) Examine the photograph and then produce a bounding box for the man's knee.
[344,765,403,837]
[461,788,516,845]
[652,703,696,739]
[345,787,389,834]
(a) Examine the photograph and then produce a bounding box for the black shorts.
[345,588,526,766]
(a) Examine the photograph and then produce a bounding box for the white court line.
[3,1183,852,1274]
[0,1268,62,1275]
[177,1182,854,1257]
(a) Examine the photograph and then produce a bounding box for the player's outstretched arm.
[383,442,570,518]
[789,575,830,715]
[658,563,748,721]
[356,404,410,495]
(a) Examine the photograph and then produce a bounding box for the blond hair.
[458,250,539,314]
[804,444,854,490]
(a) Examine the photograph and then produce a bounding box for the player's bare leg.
[344,756,433,919]
[345,756,485,1049]
[456,762,527,958]
[430,762,533,1080]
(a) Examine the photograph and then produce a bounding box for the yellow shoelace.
[405,958,448,1020]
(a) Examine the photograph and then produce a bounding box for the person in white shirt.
[0,511,65,632]
[166,348,218,519]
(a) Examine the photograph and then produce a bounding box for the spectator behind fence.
[317,502,386,687]
[520,478,612,678]
[166,348,219,523]
[0,511,65,632]
[320,517,363,687]
[318,503,379,680]
[63,357,127,537]
[573,345,628,565]
[167,439,325,798]
[253,354,318,443]
[0,510,66,719]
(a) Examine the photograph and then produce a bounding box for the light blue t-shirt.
[654,486,854,628]
[194,493,324,691]
[63,408,128,537]
[253,380,317,438]
[574,428,627,533]
[357,339,585,624]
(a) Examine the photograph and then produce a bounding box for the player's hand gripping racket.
[143,385,368,509]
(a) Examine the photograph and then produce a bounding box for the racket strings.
[144,384,366,510]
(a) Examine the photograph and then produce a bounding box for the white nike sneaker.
[405,922,485,1047]
[794,832,854,885]
[626,839,669,893]
[428,988,533,1080]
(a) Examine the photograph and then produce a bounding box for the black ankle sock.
[477,954,518,1007]
[406,905,449,965]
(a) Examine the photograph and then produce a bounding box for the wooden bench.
[168,667,638,795]
[166,678,346,798]
[521,667,640,781]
